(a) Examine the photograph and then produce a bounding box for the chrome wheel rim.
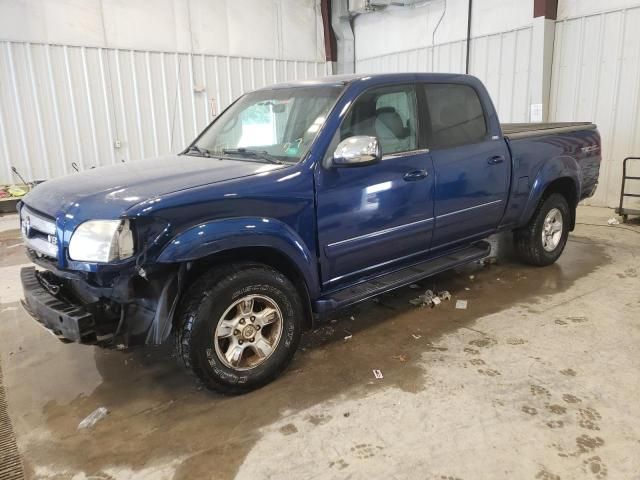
[542,208,563,252]
[214,294,283,371]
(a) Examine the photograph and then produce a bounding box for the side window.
[340,85,417,156]
[423,84,487,149]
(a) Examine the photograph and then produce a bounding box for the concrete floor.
[0,206,639,480]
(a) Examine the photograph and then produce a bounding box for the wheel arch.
[521,157,581,231]
[180,246,315,330]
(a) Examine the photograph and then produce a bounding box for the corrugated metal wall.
[550,5,640,207]
[355,27,534,123]
[0,41,331,184]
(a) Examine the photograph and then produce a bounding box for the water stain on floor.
[0,235,610,479]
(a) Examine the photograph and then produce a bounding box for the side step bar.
[314,241,491,314]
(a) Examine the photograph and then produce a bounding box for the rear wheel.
[515,193,571,266]
[175,263,303,394]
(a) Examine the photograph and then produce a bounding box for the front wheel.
[515,193,571,266]
[175,263,303,394]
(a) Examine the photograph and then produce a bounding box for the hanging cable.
[465,0,472,74]
[431,0,447,72]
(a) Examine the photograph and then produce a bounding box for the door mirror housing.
[332,136,381,167]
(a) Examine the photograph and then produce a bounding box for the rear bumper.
[20,266,97,343]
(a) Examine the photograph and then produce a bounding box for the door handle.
[487,155,505,165]
[403,170,428,181]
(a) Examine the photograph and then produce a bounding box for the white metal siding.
[355,27,534,123]
[550,6,640,207]
[0,41,331,184]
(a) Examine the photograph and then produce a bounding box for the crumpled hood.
[22,154,286,220]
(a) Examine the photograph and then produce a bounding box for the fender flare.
[156,217,320,297]
[519,156,582,227]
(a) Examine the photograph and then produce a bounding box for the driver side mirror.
[332,136,381,167]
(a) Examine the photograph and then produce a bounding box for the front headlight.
[69,219,134,263]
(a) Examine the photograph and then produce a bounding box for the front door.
[421,83,510,249]
[315,84,435,289]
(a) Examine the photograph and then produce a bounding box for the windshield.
[191,86,343,163]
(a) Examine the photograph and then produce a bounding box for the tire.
[515,193,571,266]
[174,262,303,394]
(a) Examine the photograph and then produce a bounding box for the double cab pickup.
[19,73,601,393]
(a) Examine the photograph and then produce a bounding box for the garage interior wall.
[550,1,640,208]
[0,0,330,184]
[354,0,640,208]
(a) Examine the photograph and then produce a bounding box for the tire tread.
[174,262,301,394]
[515,193,570,266]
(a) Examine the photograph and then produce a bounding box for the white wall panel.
[356,27,534,123]
[549,6,640,207]
[0,0,326,62]
[354,0,534,60]
[0,41,331,184]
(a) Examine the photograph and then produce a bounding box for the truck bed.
[502,122,595,139]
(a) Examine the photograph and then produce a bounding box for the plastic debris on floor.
[409,289,451,308]
[455,299,468,310]
[608,217,620,225]
[372,369,383,379]
[78,407,109,429]
[438,290,451,301]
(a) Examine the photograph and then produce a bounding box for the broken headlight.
[68,219,134,263]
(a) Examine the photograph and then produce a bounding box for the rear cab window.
[422,84,488,149]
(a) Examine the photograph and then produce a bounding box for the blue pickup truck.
[19,73,600,393]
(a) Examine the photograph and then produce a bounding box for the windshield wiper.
[222,148,283,164]
[184,145,211,157]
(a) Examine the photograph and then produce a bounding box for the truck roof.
[259,72,476,90]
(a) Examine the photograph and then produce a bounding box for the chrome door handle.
[487,155,505,165]
[403,170,428,181]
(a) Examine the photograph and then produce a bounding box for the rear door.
[315,84,435,289]
[422,83,510,249]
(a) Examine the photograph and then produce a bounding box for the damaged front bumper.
[20,260,182,348]
[21,266,97,343]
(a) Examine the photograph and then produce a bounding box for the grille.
[0,361,25,480]
[20,206,58,259]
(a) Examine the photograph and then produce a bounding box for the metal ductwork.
[349,0,432,14]
[332,0,355,73]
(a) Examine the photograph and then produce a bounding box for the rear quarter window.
[423,84,487,149]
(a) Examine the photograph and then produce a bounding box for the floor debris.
[392,354,409,362]
[410,289,451,308]
[438,290,451,301]
[409,289,435,307]
[78,407,109,429]
[344,334,353,341]
[607,217,620,225]
[411,334,422,339]
[372,369,383,379]
[455,300,468,310]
